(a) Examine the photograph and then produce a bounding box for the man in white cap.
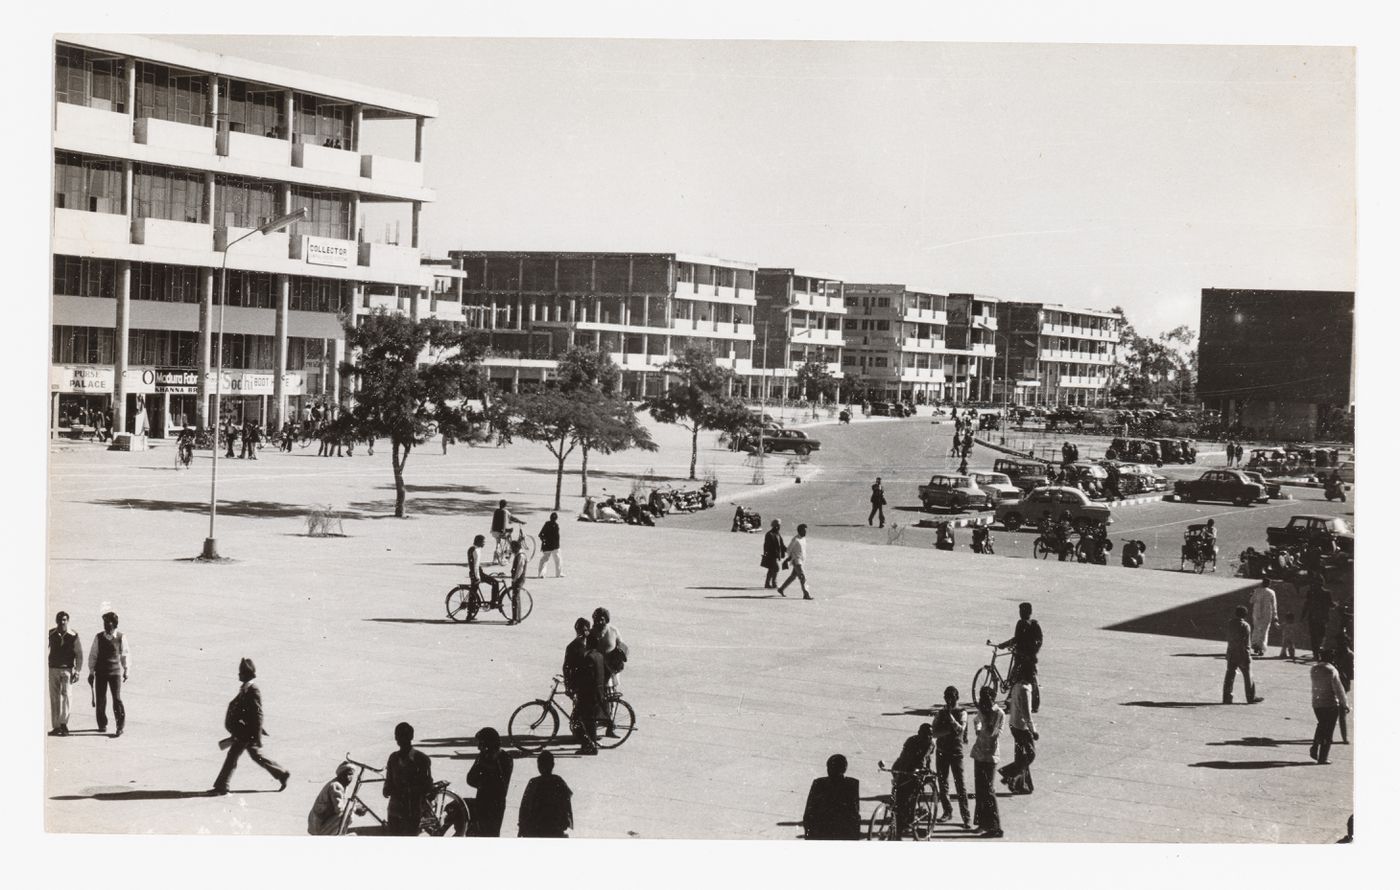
[308,761,365,835]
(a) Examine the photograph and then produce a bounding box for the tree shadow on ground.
[50,789,250,801]
[1120,701,1222,709]
[90,498,309,518]
[687,586,753,591]
[704,594,787,600]
[375,483,496,495]
[1170,652,1226,659]
[1189,760,1313,770]
[1206,738,1312,748]
[365,617,516,627]
[1101,583,1258,643]
[346,497,519,518]
[514,466,689,483]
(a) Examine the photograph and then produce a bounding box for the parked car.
[993,457,1055,494]
[918,473,993,512]
[994,485,1114,532]
[1106,437,1163,466]
[1100,461,1168,495]
[1241,470,1282,502]
[1265,514,1354,557]
[1157,438,1195,464]
[737,427,821,456]
[1060,461,1110,499]
[869,402,892,416]
[968,470,1023,505]
[1173,469,1266,506]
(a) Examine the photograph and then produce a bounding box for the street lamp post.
[200,207,308,561]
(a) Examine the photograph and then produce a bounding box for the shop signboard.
[221,371,276,395]
[282,371,306,396]
[305,236,352,269]
[50,366,114,393]
[149,367,200,394]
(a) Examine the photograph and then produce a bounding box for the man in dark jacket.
[383,721,433,835]
[212,657,290,794]
[1223,605,1264,705]
[518,751,573,837]
[465,726,513,837]
[564,622,607,756]
[761,518,787,589]
[802,753,860,840]
[997,602,1043,713]
[48,611,83,736]
[537,512,563,578]
[868,477,886,528]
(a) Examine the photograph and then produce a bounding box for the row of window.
[56,43,358,147]
[55,151,356,239]
[53,325,332,371]
[53,256,353,313]
[845,319,892,331]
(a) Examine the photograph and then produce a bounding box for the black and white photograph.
[13,1,1396,885]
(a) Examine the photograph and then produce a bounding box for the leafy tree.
[796,360,839,403]
[640,343,747,480]
[1109,307,1198,405]
[573,390,656,497]
[341,311,488,517]
[506,389,588,510]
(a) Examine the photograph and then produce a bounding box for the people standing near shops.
[998,669,1037,794]
[802,754,861,840]
[1223,605,1264,704]
[777,523,813,600]
[518,751,573,838]
[244,420,260,460]
[465,726,513,837]
[890,723,934,840]
[1302,583,1334,660]
[212,657,290,795]
[932,686,970,829]
[47,611,83,737]
[868,477,887,528]
[1249,579,1278,657]
[223,415,238,459]
[87,611,128,737]
[971,686,1004,838]
[996,602,1043,713]
[1309,649,1348,765]
[383,721,433,836]
[536,512,563,578]
[761,519,787,589]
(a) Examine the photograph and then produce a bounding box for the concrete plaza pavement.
[45,419,1351,841]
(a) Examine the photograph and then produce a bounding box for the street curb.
[974,437,1033,458]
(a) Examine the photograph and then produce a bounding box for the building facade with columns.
[50,35,436,438]
[992,301,1121,406]
[751,268,846,402]
[445,251,758,398]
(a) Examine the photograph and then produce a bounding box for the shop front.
[124,367,202,438]
[50,365,114,436]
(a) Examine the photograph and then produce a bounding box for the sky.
[161,35,1355,338]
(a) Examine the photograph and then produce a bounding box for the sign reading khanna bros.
[306,236,352,269]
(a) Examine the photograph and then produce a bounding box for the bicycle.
[334,754,469,836]
[867,760,940,840]
[492,524,537,566]
[507,674,636,754]
[971,641,1016,705]
[175,437,194,469]
[445,572,533,625]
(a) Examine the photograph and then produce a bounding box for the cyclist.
[1035,510,1054,541]
[890,723,934,840]
[467,535,502,609]
[1054,511,1075,561]
[176,427,196,466]
[490,499,524,561]
[996,602,1043,713]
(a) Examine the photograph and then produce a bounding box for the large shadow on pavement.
[89,498,308,518]
[90,495,513,520]
[51,789,245,801]
[1189,760,1313,770]
[1101,582,1256,643]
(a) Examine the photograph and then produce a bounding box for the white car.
[969,470,1023,504]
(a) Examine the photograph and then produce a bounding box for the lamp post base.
[199,538,221,561]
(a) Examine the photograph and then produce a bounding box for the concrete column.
[410,287,421,323]
[352,104,363,152]
[567,297,577,347]
[512,367,520,392]
[208,73,219,128]
[113,261,131,433]
[285,90,296,141]
[196,267,214,428]
[352,194,362,242]
[123,160,133,217]
[414,117,424,163]
[126,60,136,118]
[411,202,421,249]
[272,274,289,428]
[329,338,343,408]
[204,171,216,225]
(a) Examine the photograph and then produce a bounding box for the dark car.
[1173,469,1266,506]
[869,402,892,416]
[993,457,1054,494]
[737,427,821,456]
[1265,514,1354,557]
[918,473,993,512]
[1106,437,1163,466]
[994,485,1114,532]
[1241,470,1282,502]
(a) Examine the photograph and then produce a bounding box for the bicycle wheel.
[1193,556,1206,574]
[911,777,939,840]
[866,802,894,840]
[595,697,636,749]
[522,534,537,562]
[1034,538,1053,559]
[504,588,533,625]
[508,700,560,754]
[423,787,469,837]
[971,666,999,706]
[445,585,477,623]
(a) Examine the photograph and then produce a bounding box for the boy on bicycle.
[890,723,934,840]
[490,499,523,562]
[468,535,502,609]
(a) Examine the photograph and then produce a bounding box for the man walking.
[1309,649,1349,765]
[536,511,563,578]
[47,611,83,736]
[996,602,1043,712]
[518,751,574,838]
[802,754,861,840]
[212,657,290,795]
[87,611,128,737]
[383,721,434,836]
[1223,605,1264,704]
[868,477,887,528]
[761,519,786,589]
[932,686,970,828]
[777,523,814,600]
[1249,579,1278,656]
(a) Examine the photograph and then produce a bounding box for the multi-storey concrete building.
[751,268,846,400]
[50,35,436,438]
[839,284,995,403]
[445,251,758,398]
[993,302,1121,406]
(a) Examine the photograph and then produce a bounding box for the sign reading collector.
[305,236,352,269]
